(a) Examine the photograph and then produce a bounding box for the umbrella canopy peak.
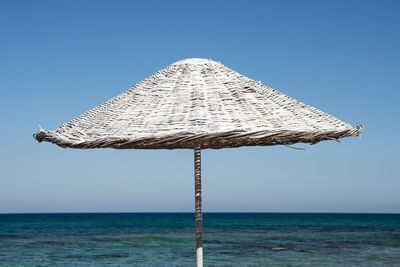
[171,58,216,65]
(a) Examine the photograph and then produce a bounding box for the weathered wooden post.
[194,147,203,267]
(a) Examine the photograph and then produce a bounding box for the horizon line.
[1,211,399,215]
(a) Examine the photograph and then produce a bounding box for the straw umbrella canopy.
[34,58,363,267]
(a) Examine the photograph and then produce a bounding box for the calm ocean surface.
[0,213,399,266]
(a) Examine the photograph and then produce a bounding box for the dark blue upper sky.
[0,0,399,213]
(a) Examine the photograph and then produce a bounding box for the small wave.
[271,246,287,251]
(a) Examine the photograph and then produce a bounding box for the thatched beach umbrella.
[34,58,362,267]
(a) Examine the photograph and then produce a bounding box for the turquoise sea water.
[0,213,399,266]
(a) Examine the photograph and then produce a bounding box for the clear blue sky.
[0,0,399,213]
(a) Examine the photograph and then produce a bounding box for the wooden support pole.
[194,147,203,267]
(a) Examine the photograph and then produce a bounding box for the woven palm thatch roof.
[34,58,363,149]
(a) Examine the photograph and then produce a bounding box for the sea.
[0,213,399,266]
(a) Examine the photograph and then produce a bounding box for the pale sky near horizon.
[0,0,399,213]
